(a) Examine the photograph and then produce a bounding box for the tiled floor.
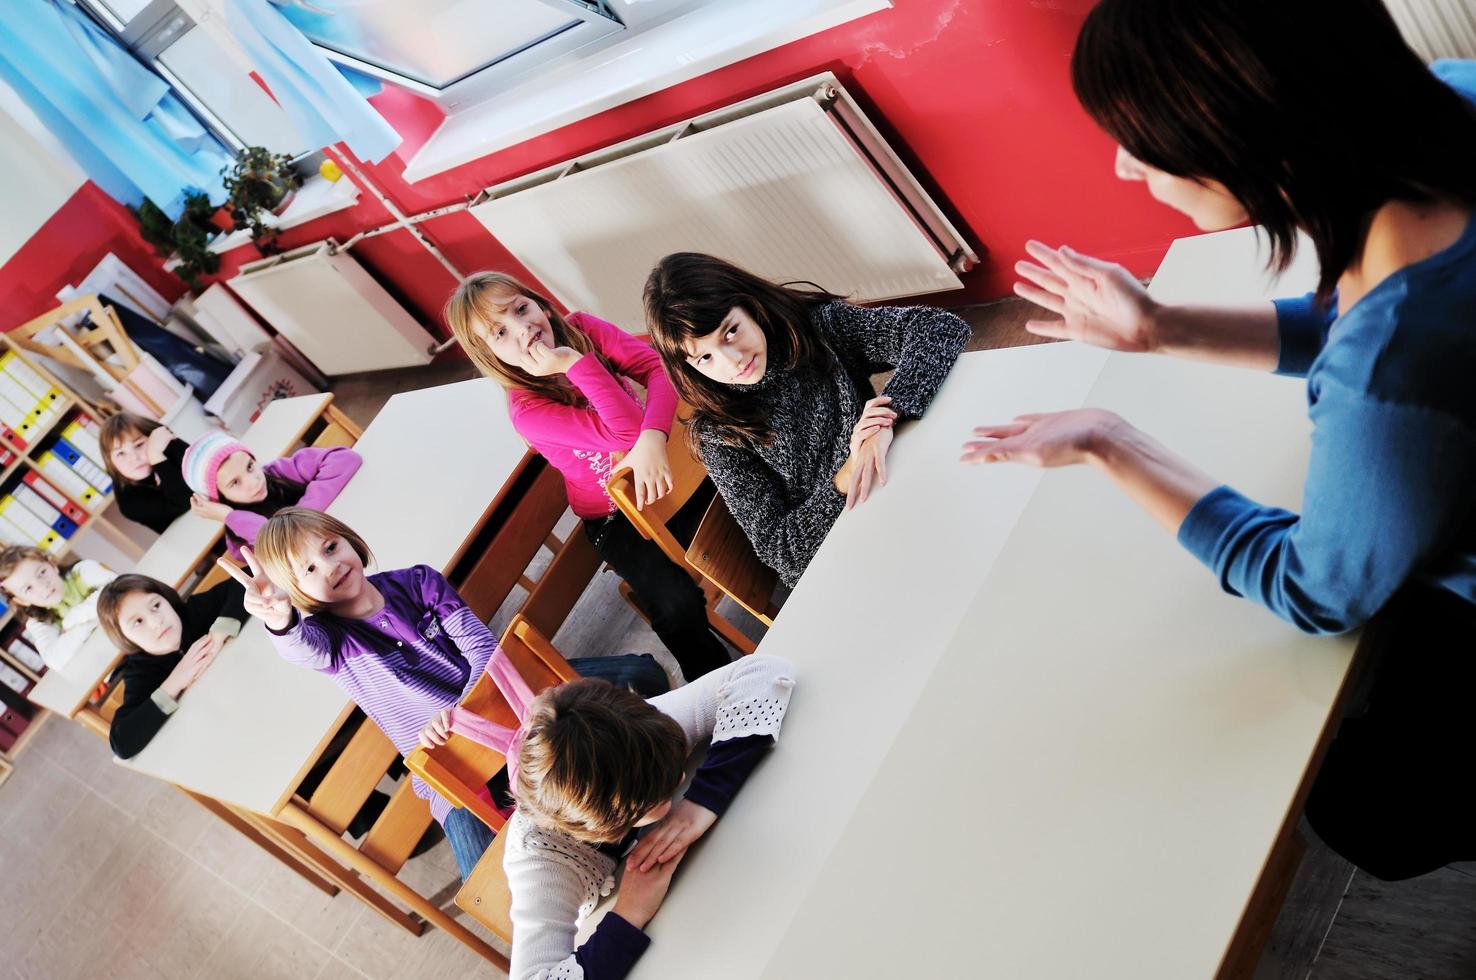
[3,297,1473,978]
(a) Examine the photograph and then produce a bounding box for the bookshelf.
[0,332,114,770]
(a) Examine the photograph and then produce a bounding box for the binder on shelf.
[22,471,87,523]
[0,661,30,696]
[51,438,113,494]
[11,486,78,537]
[0,513,33,548]
[6,639,43,674]
[36,453,104,513]
[0,422,24,454]
[0,390,26,430]
[61,420,105,470]
[0,498,63,551]
[0,350,52,399]
[16,388,65,443]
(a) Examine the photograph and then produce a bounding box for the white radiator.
[229,241,436,375]
[469,73,978,333]
[1384,0,1476,60]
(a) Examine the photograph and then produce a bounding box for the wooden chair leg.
[277,802,509,970]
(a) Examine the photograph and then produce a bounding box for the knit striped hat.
[181,430,253,501]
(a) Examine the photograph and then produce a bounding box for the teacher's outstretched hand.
[1014,241,1159,353]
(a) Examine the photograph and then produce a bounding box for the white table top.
[117,379,532,815]
[29,394,335,717]
[631,227,1358,978]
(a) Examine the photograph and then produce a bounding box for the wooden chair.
[401,615,579,945]
[405,615,577,834]
[606,428,773,651]
[10,295,164,414]
[686,493,779,627]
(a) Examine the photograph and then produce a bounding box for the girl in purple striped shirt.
[232,507,667,878]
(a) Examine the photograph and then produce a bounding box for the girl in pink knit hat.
[181,429,362,561]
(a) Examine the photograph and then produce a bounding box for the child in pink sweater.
[446,272,730,683]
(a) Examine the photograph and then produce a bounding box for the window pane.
[157,26,307,154]
[94,0,155,25]
[278,0,584,88]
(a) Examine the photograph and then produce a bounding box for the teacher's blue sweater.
[1177,60,1476,635]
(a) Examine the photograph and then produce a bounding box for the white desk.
[116,378,526,815]
[632,227,1358,978]
[28,393,336,717]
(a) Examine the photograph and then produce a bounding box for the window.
[275,0,625,109]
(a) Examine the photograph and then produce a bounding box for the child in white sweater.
[0,545,116,670]
[505,654,796,979]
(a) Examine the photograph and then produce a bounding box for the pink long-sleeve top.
[222,446,362,559]
[506,312,678,520]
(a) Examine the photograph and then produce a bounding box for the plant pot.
[267,177,297,216]
[209,206,235,232]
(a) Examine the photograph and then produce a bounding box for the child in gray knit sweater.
[644,252,970,587]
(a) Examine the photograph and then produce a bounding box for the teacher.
[962,0,1476,881]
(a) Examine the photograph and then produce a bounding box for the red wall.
[5,0,1194,341]
[0,182,186,331]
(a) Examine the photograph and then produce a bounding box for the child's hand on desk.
[190,494,232,522]
[218,547,293,631]
[835,423,893,510]
[159,632,225,699]
[627,798,717,872]
[418,708,454,749]
[620,430,674,509]
[612,849,686,930]
[518,341,584,377]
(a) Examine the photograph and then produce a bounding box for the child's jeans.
[442,652,670,879]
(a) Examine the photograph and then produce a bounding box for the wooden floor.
[1,297,1470,978]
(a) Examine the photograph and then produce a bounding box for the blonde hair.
[443,271,613,407]
[99,412,164,485]
[254,507,374,615]
[513,678,687,843]
[0,545,71,623]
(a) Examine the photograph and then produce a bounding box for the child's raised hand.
[190,493,232,522]
[418,708,454,750]
[627,798,717,873]
[612,847,686,931]
[146,425,176,465]
[217,547,293,631]
[519,340,583,377]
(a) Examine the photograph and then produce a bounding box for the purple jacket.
[222,446,362,560]
[267,565,497,823]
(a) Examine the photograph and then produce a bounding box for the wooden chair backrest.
[404,615,578,834]
[686,492,779,626]
[605,419,707,568]
[10,295,140,381]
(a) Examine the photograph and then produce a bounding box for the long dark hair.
[96,574,189,654]
[643,252,844,448]
[1072,0,1476,303]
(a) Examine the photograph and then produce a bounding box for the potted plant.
[135,192,223,292]
[221,146,303,254]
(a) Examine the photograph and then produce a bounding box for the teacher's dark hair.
[1072,0,1476,303]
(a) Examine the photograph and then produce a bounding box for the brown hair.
[514,678,688,843]
[1072,0,1476,304]
[643,252,843,448]
[444,272,617,407]
[97,574,188,654]
[99,412,164,485]
[0,545,77,625]
[253,507,374,615]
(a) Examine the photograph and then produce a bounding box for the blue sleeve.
[1431,59,1476,101]
[1178,381,1476,634]
[573,913,651,978]
[682,734,773,817]
[1272,292,1334,378]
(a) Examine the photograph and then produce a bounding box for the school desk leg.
[179,790,340,898]
[276,802,509,970]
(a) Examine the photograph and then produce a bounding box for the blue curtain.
[0,0,233,218]
[223,0,400,164]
